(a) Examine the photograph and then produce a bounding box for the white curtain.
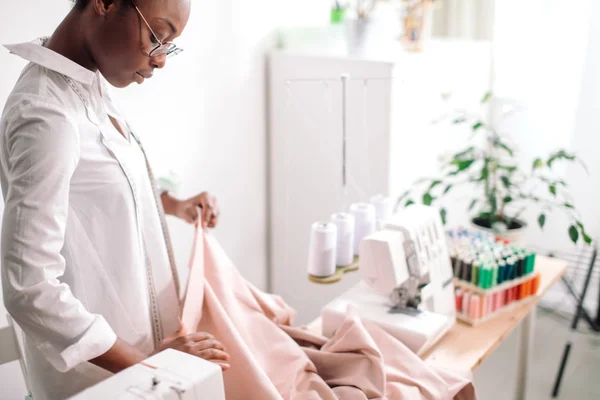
[431,0,495,40]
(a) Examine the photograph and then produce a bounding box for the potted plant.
[396,92,592,245]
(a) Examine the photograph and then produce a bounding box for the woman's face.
[90,0,191,88]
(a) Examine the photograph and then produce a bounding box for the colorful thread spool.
[469,295,481,320]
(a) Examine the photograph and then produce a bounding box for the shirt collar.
[4,37,96,86]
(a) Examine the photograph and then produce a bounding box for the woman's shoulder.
[3,62,82,124]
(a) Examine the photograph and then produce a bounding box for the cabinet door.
[269,53,393,324]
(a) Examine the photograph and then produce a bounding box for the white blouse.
[1,38,181,399]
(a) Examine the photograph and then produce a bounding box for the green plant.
[397,92,592,245]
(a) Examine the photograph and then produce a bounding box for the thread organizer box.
[448,229,541,326]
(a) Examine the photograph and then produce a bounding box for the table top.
[306,255,567,372]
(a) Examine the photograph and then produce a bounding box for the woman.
[0,0,230,398]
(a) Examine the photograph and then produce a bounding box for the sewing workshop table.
[306,256,567,400]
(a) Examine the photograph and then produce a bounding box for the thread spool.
[462,292,471,316]
[370,194,394,228]
[497,260,506,285]
[455,288,464,313]
[479,265,489,289]
[469,294,481,320]
[349,203,376,256]
[471,261,481,286]
[463,257,473,282]
[307,222,337,278]
[330,213,355,267]
[481,295,487,317]
[517,254,526,277]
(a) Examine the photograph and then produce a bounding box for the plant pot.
[471,216,528,245]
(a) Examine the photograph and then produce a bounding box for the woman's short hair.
[73,0,132,10]
[74,0,88,10]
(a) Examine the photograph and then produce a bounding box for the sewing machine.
[321,205,456,355]
[68,349,225,400]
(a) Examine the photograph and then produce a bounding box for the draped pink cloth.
[178,229,477,400]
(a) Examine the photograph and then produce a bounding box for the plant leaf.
[429,180,442,190]
[478,211,493,221]
[494,140,514,156]
[503,196,513,204]
[472,121,484,131]
[501,176,511,188]
[397,190,410,203]
[481,92,492,104]
[548,150,577,168]
[423,193,434,206]
[451,159,476,171]
[564,203,574,209]
[449,159,475,176]
[405,199,415,207]
[440,208,447,225]
[443,184,453,195]
[488,193,498,214]
[498,165,517,173]
[453,117,467,124]
[569,225,579,244]
[532,158,544,170]
[478,164,489,182]
[549,185,557,196]
[583,232,593,245]
[538,214,546,229]
[453,146,475,159]
[468,199,478,211]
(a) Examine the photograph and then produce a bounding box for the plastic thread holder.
[447,228,540,326]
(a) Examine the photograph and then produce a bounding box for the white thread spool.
[307,222,337,277]
[331,213,355,266]
[370,194,394,230]
[350,203,376,256]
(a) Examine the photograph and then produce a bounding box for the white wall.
[0,1,328,399]
[490,0,599,314]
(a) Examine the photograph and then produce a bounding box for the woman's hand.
[161,192,220,228]
[152,332,230,371]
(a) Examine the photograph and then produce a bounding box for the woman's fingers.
[208,216,217,228]
[185,206,198,224]
[188,192,219,228]
[192,339,226,352]
[197,348,230,362]
[206,201,219,228]
[186,332,214,341]
[216,362,231,371]
[202,204,212,228]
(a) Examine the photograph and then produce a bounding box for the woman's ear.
[92,0,120,16]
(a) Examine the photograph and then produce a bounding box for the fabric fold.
[179,228,476,400]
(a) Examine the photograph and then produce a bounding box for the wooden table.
[307,256,567,400]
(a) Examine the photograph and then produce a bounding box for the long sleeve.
[1,101,117,373]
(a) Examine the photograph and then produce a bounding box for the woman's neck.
[46,8,97,72]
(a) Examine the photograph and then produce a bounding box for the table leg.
[515,306,536,400]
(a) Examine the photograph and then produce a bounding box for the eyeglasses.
[131,0,183,58]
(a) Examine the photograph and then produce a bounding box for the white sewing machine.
[321,205,456,355]
[68,349,225,400]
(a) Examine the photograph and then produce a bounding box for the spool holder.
[308,257,359,284]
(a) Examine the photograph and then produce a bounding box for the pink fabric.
[179,229,477,400]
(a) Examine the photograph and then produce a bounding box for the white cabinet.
[267,39,492,324]
[268,52,394,324]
